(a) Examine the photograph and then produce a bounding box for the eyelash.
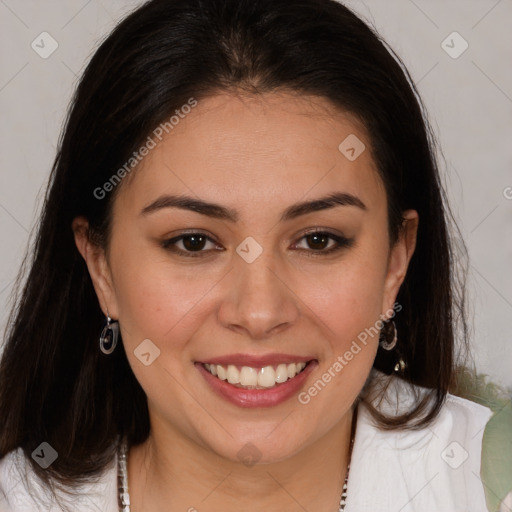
[161,229,354,258]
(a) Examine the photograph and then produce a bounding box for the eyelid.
[296,226,348,239]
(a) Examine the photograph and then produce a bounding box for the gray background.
[1,0,511,387]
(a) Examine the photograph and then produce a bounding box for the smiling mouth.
[202,361,312,389]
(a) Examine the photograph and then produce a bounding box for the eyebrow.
[140,192,367,222]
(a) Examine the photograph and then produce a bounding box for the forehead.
[115,91,385,216]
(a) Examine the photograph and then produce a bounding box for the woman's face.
[75,91,417,463]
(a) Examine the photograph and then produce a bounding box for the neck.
[127,407,356,512]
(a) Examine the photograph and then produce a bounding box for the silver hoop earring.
[379,319,397,351]
[100,316,119,354]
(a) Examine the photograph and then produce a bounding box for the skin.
[73,91,418,511]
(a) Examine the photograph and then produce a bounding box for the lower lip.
[196,361,317,408]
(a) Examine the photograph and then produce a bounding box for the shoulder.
[0,446,118,512]
[345,370,493,512]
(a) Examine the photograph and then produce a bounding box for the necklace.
[118,406,358,511]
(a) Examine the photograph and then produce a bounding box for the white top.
[0,372,493,512]
[345,373,493,512]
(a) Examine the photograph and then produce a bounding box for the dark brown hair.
[0,0,468,496]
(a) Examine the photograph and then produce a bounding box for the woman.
[0,0,499,510]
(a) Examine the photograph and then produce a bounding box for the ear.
[72,216,119,319]
[381,209,419,316]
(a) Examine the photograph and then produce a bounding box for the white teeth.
[226,365,240,384]
[217,365,227,381]
[257,366,276,388]
[204,361,309,388]
[275,364,289,383]
[239,366,258,386]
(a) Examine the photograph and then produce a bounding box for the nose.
[217,248,300,340]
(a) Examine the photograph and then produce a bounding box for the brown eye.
[181,234,208,251]
[162,232,221,257]
[304,232,332,251]
[293,230,354,255]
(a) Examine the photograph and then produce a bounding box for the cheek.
[110,252,220,405]
[299,266,385,416]
[108,242,219,354]
[332,273,385,339]
[302,254,388,346]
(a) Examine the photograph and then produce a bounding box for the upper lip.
[197,353,315,367]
